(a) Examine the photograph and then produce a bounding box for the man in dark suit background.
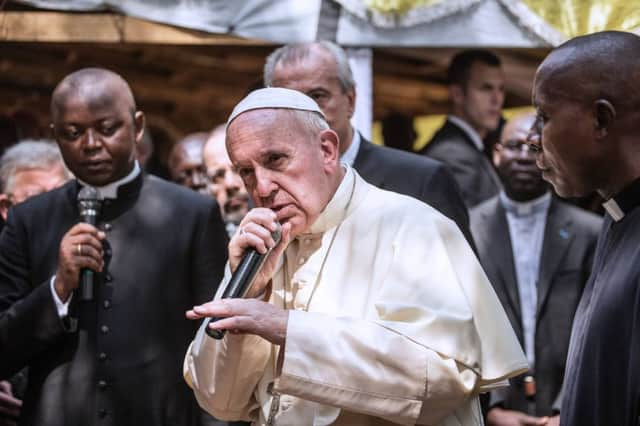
[470,112,601,425]
[0,68,228,426]
[263,41,473,245]
[421,49,505,208]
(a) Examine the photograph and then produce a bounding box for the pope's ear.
[0,194,13,221]
[319,129,340,164]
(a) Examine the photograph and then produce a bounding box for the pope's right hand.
[229,208,291,299]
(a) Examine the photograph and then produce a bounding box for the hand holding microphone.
[52,187,105,304]
[187,208,292,344]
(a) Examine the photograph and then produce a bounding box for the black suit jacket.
[421,119,502,208]
[0,174,228,426]
[470,196,601,416]
[353,136,473,245]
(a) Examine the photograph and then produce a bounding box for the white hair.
[264,41,355,92]
[0,140,69,193]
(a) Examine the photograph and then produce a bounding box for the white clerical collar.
[306,165,356,235]
[339,128,361,167]
[602,198,625,222]
[500,190,551,217]
[77,161,141,199]
[447,115,484,152]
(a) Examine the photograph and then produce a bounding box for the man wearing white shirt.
[183,87,527,425]
[0,68,228,426]
[421,49,505,208]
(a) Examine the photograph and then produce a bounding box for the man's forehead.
[54,85,127,120]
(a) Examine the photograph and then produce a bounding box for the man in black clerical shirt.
[528,31,640,426]
[0,68,228,426]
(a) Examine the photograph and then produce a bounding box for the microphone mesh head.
[78,186,103,202]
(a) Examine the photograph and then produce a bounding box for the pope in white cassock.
[183,88,527,426]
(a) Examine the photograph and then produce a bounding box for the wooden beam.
[0,12,273,45]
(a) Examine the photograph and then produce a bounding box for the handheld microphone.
[77,186,103,302]
[205,223,282,339]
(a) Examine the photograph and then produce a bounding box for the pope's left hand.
[187,298,288,346]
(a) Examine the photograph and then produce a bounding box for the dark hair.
[447,50,501,86]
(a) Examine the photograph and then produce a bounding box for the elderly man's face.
[52,86,142,186]
[529,71,599,198]
[9,165,67,203]
[203,132,250,224]
[226,110,339,238]
[270,47,355,149]
[453,62,505,137]
[1,164,68,220]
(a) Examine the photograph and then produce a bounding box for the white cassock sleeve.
[183,265,273,421]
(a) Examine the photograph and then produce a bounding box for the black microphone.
[77,186,103,302]
[205,224,282,339]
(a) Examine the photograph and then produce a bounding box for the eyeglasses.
[501,140,540,153]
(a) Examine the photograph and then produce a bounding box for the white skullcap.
[227,87,326,125]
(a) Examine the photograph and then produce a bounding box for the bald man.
[0,68,228,426]
[471,112,600,426]
[169,132,210,195]
[528,31,640,426]
[203,125,250,236]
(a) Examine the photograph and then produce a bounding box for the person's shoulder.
[367,142,444,171]
[470,195,500,222]
[364,178,444,221]
[143,175,217,212]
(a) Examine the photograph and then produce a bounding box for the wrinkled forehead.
[226,109,305,160]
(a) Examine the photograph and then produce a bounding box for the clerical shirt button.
[103,300,111,309]
[103,223,112,232]
[98,380,107,390]
[105,274,113,283]
[100,325,109,334]
[98,352,107,361]
[98,409,108,418]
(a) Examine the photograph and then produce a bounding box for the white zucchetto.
[227,87,326,125]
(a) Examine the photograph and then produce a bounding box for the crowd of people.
[0,30,639,426]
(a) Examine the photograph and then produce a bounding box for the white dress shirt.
[339,128,361,167]
[500,190,552,368]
